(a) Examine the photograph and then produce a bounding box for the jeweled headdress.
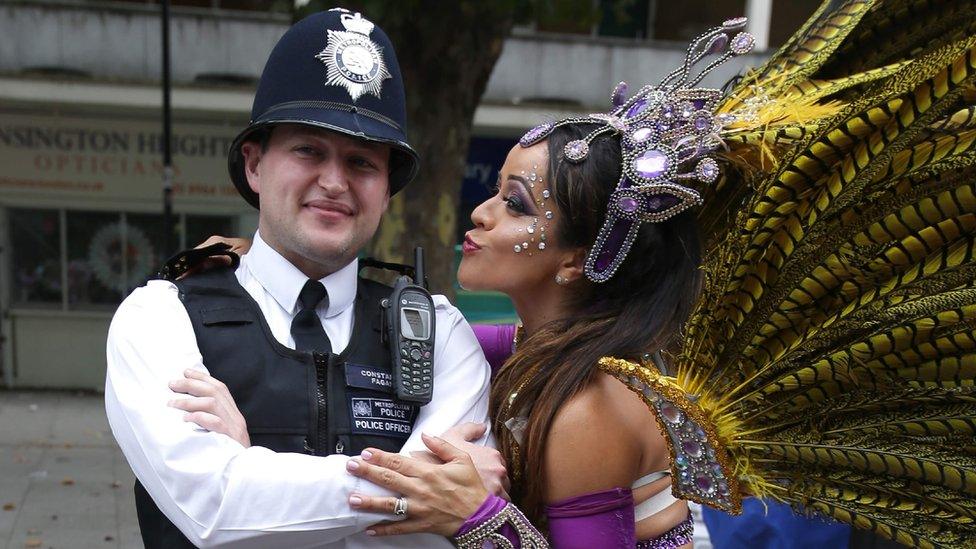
[519,17,756,282]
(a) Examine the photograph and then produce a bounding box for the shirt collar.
[244,231,358,318]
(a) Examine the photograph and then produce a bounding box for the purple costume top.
[466,325,693,548]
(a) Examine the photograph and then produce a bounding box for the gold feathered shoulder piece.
[599,1,976,547]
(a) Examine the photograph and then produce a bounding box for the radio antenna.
[414,247,427,290]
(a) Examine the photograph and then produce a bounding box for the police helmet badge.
[315,12,391,101]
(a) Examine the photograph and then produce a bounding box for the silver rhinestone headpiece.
[519,17,755,283]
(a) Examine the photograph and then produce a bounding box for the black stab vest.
[134,267,420,548]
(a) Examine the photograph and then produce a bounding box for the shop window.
[128,213,172,285]
[10,208,62,307]
[67,211,129,309]
[7,208,236,311]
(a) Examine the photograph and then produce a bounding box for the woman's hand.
[345,433,489,536]
[168,368,251,447]
[178,235,252,279]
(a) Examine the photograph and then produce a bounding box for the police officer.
[105,9,492,548]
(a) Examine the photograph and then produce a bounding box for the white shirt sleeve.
[403,295,493,451]
[105,280,488,548]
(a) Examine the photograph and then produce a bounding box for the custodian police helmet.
[228,8,419,208]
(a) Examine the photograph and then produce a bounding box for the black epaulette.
[156,243,241,281]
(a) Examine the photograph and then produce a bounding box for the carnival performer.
[175,1,976,547]
[340,1,976,546]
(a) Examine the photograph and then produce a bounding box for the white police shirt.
[105,232,492,548]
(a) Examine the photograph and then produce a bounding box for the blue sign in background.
[453,135,519,324]
[457,136,517,243]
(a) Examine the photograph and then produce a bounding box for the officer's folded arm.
[105,280,491,547]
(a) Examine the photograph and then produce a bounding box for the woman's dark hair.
[489,123,704,526]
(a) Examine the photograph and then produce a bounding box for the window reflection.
[8,207,236,311]
[10,208,62,307]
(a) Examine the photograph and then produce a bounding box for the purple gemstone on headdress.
[618,196,639,212]
[697,157,720,182]
[593,218,632,272]
[723,16,748,30]
[692,99,707,109]
[656,121,670,132]
[730,32,755,55]
[626,99,648,118]
[634,149,669,179]
[611,81,629,108]
[682,440,703,458]
[706,33,729,55]
[520,122,553,147]
[647,194,681,212]
[632,127,653,143]
[564,140,589,162]
[693,114,712,132]
[695,475,715,493]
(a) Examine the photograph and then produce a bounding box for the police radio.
[380,248,435,405]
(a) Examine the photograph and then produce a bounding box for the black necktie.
[291,280,332,355]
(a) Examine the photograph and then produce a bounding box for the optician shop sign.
[0,112,244,206]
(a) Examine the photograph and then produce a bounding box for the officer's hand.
[439,422,509,498]
[346,433,489,537]
[168,368,251,447]
[177,235,252,279]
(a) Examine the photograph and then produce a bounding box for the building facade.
[0,0,810,389]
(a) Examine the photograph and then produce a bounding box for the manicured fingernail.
[361,450,373,460]
[349,495,362,506]
[346,459,360,471]
[184,369,193,375]
[365,530,376,536]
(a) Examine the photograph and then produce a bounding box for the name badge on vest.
[349,397,417,438]
[345,363,394,391]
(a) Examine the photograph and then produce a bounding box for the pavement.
[0,390,715,549]
[0,391,141,549]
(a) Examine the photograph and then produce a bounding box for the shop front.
[1,105,253,389]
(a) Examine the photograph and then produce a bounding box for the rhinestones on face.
[512,167,553,257]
